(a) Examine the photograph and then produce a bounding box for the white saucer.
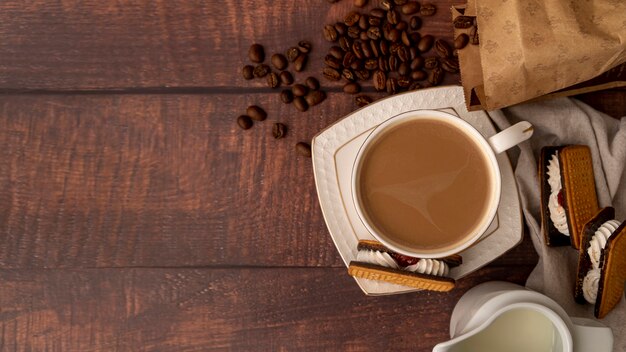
[312,86,523,295]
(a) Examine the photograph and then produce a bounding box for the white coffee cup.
[352,110,533,258]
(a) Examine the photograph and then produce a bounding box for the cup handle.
[571,317,613,352]
[487,121,534,154]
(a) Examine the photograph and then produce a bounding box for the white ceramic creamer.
[433,282,613,352]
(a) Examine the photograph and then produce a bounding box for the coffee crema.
[358,118,494,252]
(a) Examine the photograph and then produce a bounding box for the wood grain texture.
[0,266,534,352]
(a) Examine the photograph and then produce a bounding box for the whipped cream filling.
[546,153,569,236]
[582,219,621,304]
[356,249,449,277]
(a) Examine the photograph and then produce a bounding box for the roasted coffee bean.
[350,59,361,70]
[325,54,342,69]
[389,42,402,55]
[418,34,434,52]
[435,39,453,58]
[389,29,400,42]
[394,0,408,5]
[401,1,420,14]
[368,16,381,27]
[441,57,460,73]
[247,106,267,121]
[373,70,387,91]
[345,11,360,26]
[335,22,347,36]
[421,81,433,88]
[355,95,373,107]
[294,54,307,72]
[354,0,368,7]
[237,115,253,130]
[272,123,287,139]
[293,84,309,97]
[382,23,392,41]
[355,68,371,80]
[378,56,389,71]
[386,77,398,94]
[305,90,326,106]
[305,77,320,90]
[343,51,356,67]
[453,16,474,29]
[379,40,389,56]
[381,0,393,10]
[253,64,270,78]
[293,97,309,112]
[409,46,419,60]
[420,3,436,16]
[370,8,385,18]
[267,72,280,88]
[359,15,369,30]
[352,41,365,59]
[388,55,399,71]
[454,33,469,49]
[367,27,382,40]
[343,82,361,94]
[470,25,479,45]
[401,30,412,46]
[329,46,344,60]
[411,69,427,81]
[365,58,378,70]
[387,9,399,25]
[409,16,422,30]
[248,44,265,63]
[397,46,409,62]
[359,31,369,41]
[280,71,294,85]
[408,81,422,90]
[410,32,421,45]
[323,67,341,81]
[425,57,439,69]
[280,89,294,103]
[271,54,288,70]
[342,68,356,81]
[286,47,300,62]
[323,25,338,42]
[298,40,312,53]
[295,142,312,157]
[398,62,409,76]
[428,67,443,85]
[410,57,425,70]
[339,37,352,51]
[395,20,408,31]
[348,25,361,39]
[242,65,254,80]
[361,40,373,58]
[397,76,411,87]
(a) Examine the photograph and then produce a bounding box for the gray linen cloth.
[489,98,626,350]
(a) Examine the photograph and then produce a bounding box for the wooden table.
[0,1,623,351]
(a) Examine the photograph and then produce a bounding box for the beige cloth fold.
[489,98,626,350]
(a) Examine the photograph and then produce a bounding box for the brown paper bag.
[454,0,626,111]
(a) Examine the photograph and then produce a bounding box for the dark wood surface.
[0,1,623,351]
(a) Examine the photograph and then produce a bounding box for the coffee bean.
[271,54,288,70]
[295,142,312,157]
[293,84,309,97]
[411,69,427,81]
[397,46,409,62]
[280,89,294,103]
[394,0,408,5]
[398,62,409,76]
[389,29,400,42]
[410,57,425,70]
[370,8,385,18]
[345,11,360,26]
[453,16,474,29]
[343,82,361,94]
[352,41,364,59]
[390,42,403,54]
[329,46,344,60]
[378,56,389,71]
[342,68,356,81]
[418,34,434,52]
[348,25,361,39]
[286,47,300,62]
[237,115,253,130]
[401,1,420,14]
[242,65,254,80]
[293,97,309,112]
[382,23,393,41]
[247,105,267,121]
[335,22,347,36]
[305,77,320,90]
[401,30,412,46]
[267,72,280,88]
[388,55,399,71]
[343,52,356,67]
[409,46,419,60]
[428,67,443,85]
[370,40,380,57]
[339,37,352,51]
[425,57,439,69]
[435,39,453,58]
[367,27,382,40]
[355,95,373,107]
[359,31,369,41]
[373,70,387,91]
[294,54,308,72]
[368,16,381,26]
[387,9,399,25]
[298,40,312,53]
[408,81,422,90]
[380,0,393,10]
[280,71,294,85]
[441,57,460,73]
[350,59,361,70]
[323,67,341,81]
[354,0,368,7]
[409,16,422,30]
[365,58,378,70]
[272,123,287,139]
[323,25,339,42]
[305,90,326,106]
[395,20,408,31]
[325,54,342,69]
[454,33,469,49]
[470,25,479,45]
[253,64,270,78]
[410,32,421,45]
[361,40,373,58]
[358,15,369,30]
[355,68,370,80]
[397,76,411,87]
[379,40,389,56]
[420,3,436,16]
[248,44,265,63]
[386,77,398,94]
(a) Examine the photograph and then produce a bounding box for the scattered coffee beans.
[293,97,309,112]
[248,44,265,63]
[280,71,294,85]
[246,106,267,121]
[295,142,312,157]
[355,95,373,107]
[280,89,294,104]
[454,33,469,49]
[305,77,320,90]
[242,65,254,80]
[453,16,474,29]
[237,115,253,130]
[272,123,287,139]
[271,54,288,70]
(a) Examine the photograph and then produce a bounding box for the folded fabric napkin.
[489,98,626,349]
